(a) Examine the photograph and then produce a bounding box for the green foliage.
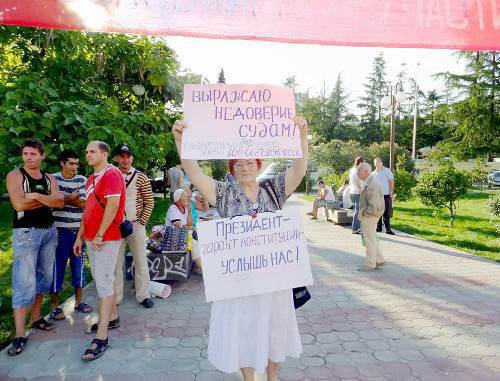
[486,194,500,234]
[0,26,186,184]
[322,171,349,189]
[393,168,416,201]
[392,192,500,262]
[298,75,358,143]
[435,51,500,159]
[486,194,500,221]
[414,163,472,226]
[312,139,414,176]
[217,68,226,84]
[470,157,489,188]
[311,139,367,175]
[358,52,386,144]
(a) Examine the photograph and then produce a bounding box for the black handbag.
[259,179,311,310]
[293,286,311,309]
[93,175,133,239]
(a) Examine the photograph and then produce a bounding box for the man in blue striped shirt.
[50,150,92,320]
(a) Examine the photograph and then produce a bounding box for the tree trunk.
[449,201,456,227]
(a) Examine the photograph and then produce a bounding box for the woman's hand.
[293,116,309,138]
[172,120,187,144]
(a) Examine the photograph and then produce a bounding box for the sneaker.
[140,298,154,308]
[377,262,386,267]
[376,227,382,232]
[352,230,361,234]
[306,212,314,216]
[386,230,395,235]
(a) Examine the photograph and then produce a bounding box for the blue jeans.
[12,226,57,308]
[51,228,86,293]
[351,193,361,232]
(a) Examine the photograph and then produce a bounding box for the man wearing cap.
[113,145,155,308]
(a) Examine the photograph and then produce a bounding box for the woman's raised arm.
[172,120,217,206]
[285,116,309,196]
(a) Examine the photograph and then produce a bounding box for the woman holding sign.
[172,116,308,381]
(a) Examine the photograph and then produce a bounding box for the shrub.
[486,195,500,233]
[393,169,416,201]
[470,157,489,190]
[414,163,472,227]
[486,194,500,219]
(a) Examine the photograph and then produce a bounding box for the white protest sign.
[197,209,313,302]
[182,84,301,159]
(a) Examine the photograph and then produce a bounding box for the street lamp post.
[409,63,420,161]
[305,133,313,195]
[382,82,406,171]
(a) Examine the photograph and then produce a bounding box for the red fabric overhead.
[0,0,499,50]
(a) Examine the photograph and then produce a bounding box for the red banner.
[1,0,499,50]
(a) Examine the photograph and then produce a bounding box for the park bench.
[331,209,353,224]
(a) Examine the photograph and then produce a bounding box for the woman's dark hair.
[58,149,79,164]
[21,139,44,154]
[354,156,364,166]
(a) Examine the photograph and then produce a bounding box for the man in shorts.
[74,141,125,361]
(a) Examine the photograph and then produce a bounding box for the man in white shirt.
[311,180,336,221]
[348,157,365,234]
[371,157,395,235]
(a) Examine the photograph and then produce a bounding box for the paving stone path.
[1,195,499,380]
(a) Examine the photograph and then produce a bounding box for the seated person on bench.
[338,180,352,209]
[165,189,202,274]
[311,180,336,221]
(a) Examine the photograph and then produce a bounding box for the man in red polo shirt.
[74,140,125,362]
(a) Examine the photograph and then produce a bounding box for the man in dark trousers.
[6,139,64,356]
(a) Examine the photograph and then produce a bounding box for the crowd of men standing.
[6,139,154,361]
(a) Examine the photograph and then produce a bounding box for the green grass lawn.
[392,192,499,262]
[0,197,172,350]
[301,192,499,262]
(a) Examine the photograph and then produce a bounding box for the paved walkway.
[1,195,499,381]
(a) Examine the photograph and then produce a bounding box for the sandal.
[86,317,120,334]
[7,337,28,356]
[81,338,109,362]
[49,307,66,321]
[31,318,54,331]
[74,302,93,314]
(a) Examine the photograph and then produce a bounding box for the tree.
[470,157,489,190]
[414,163,471,227]
[436,51,500,159]
[298,74,353,142]
[486,195,500,233]
[217,68,226,84]
[358,52,386,144]
[0,26,184,186]
[393,169,416,201]
[311,139,367,174]
[284,76,298,91]
[205,68,229,180]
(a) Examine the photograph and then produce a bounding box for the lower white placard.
[197,209,313,302]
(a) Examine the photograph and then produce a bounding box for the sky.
[166,36,465,108]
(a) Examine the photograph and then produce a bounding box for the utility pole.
[411,63,420,161]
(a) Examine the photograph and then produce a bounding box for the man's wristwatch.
[95,233,103,238]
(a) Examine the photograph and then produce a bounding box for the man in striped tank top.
[49,150,93,321]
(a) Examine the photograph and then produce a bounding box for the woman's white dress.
[208,173,302,374]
